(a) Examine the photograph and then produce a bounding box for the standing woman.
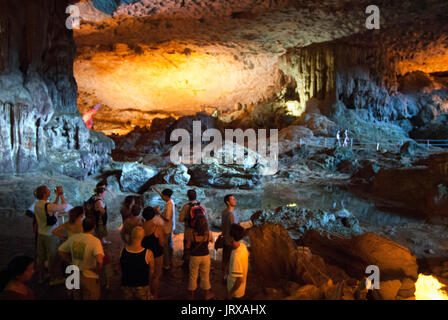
[120,196,136,224]
[53,206,84,239]
[0,256,35,300]
[86,186,110,244]
[141,206,165,300]
[186,215,214,300]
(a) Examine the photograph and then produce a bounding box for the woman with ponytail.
[0,256,35,300]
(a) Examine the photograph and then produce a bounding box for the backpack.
[83,197,98,220]
[45,203,58,226]
[187,202,206,229]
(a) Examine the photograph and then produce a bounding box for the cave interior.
[0,0,448,300]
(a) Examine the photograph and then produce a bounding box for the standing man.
[227,224,249,300]
[58,218,104,300]
[153,187,175,271]
[34,185,68,285]
[221,194,238,283]
[179,189,208,270]
[336,130,341,147]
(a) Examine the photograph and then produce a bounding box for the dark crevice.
[35,118,40,159]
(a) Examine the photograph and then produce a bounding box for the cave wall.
[279,29,448,139]
[0,0,113,177]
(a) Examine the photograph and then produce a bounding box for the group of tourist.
[0,182,250,301]
[336,129,351,147]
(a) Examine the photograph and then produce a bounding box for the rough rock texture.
[73,0,369,133]
[119,162,158,193]
[254,205,362,239]
[279,18,448,140]
[351,233,418,280]
[45,114,114,179]
[378,280,402,300]
[275,125,314,154]
[293,113,337,137]
[371,154,448,218]
[157,164,190,185]
[111,117,176,156]
[0,0,113,176]
[188,141,271,189]
[302,230,418,283]
[248,223,298,282]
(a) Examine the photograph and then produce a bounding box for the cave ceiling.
[72,0,448,134]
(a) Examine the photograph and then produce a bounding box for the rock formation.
[0,0,113,178]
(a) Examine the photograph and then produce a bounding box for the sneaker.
[49,278,65,286]
[102,239,112,245]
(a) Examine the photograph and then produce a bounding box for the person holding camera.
[33,185,68,285]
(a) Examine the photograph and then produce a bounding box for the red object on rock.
[82,104,102,130]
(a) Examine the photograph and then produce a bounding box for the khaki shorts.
[73,275,101,300]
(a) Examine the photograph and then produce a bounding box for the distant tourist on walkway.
[120,226,154,300]
[58,218,104,300]
[0,256,35,300]
[221,194,239,283]
[343,129,350,147]
[34,185,68,285]
[227,224,249,300]
[186,215,214,300]
[53,206,84,239]
[336,130,341,147]
[179,189,208,270]
[153,187,175,271]
[142,206,165,300]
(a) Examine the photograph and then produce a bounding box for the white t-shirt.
[162,199,176,234]
[227,242,249,298]
[58,233,104,279]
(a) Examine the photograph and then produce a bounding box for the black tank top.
[190,232,210,256]
[120,248,149,287]
[142,233,164,258]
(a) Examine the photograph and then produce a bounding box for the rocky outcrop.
[248,223,299,283]
[0,0,113,177]
[120,162,158,193]
[351,232,418,280]
[279,19,448,140]
[253,205,361,239]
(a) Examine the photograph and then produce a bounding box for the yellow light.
[285,100,305,117]
[286,203,297,207]
[415,274,448,300]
